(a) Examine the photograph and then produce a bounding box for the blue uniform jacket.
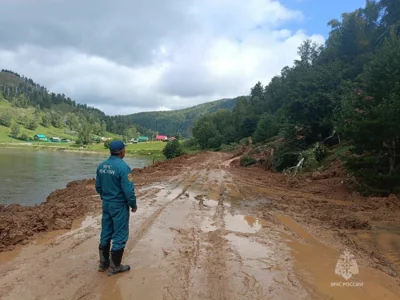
[95,156,137,209]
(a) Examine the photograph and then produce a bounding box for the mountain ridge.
[0,70,239,137]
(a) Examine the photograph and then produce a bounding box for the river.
[0,148,152,206]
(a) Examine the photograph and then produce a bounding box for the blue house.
[34,134,48,141]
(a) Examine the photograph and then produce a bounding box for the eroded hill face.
[0,152,399,300]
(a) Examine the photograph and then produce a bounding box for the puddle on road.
[224,213,262,234]
[200,212,264,234]
[225,183,243,204]
[207,183,221,201]
[226,233,273,265]
[353,223,400,273]
[278,214,400,300]
[35,229,71,245]
[376,232,400,272]
[100,276,123,300]
[35,215,98,246]
[99,197,194,300]
[0,247,21,264]
[224,233,287,298]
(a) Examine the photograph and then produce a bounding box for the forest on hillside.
[0,70,154,142]
[0,70,238,141]
[190,0,400,195]
[115,98,238,137]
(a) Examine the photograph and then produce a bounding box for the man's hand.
[131,207,137,213]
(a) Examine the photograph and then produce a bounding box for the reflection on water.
[0,148,152,206]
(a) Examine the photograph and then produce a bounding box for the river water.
[0,148,152,206]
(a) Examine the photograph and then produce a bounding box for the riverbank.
[0,141,167,158]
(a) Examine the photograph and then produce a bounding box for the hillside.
[116,97,239,137]
[0,70,155,141]
[0,70,242,140]
[0,99,118,143]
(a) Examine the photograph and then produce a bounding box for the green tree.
[50,111,63,128]
[41,114,50,127]
[77,122,92,145]
[25,118,38,131]
[253,113,280,143]
[92,122,103,136]
[124,126,138,141]
[34,105,41,121]
[339,36,400,193]
[192,117,218,150]
[66,113,80,131]
[101,121,107,135]
[10,123,20,137]
[163,140,185,159]
[0,113,12,127]
[12,94,29,108]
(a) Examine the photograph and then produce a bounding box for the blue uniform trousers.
[100,201,130,251]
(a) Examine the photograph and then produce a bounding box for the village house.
[50,137,61,142]
[34,134,48,141]
[155,135,168,141]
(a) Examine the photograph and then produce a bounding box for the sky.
[0,0,366,115]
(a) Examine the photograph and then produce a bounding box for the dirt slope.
[0,152,399,300]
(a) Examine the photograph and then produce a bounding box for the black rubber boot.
[108,249,131,276]
[98,243,110,272]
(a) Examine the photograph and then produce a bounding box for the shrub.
[301,149,319,172]
[19,133,29,141]
[25,118,38,130]
[220,143,238,152]
[313,142,328,161]
[163,140,185,159]
[0,113,12,127]
[182,138,198,148]
[273,150,300,172]
[240,155,257,167]
[10,123,20,137]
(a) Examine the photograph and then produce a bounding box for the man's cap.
[109,140,125,154]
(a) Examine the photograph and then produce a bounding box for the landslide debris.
[0,179,98,251]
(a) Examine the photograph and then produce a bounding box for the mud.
[0,151,400,299]
[0,179,100,251]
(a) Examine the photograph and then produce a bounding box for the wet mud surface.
[0,152,400,299]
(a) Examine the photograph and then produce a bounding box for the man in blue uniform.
[95,140,137,276]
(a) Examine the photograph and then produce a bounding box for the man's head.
[109,140,126,158]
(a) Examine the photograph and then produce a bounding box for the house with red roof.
[155,135,168,141]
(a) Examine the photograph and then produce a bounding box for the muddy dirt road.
[0,152,400,299]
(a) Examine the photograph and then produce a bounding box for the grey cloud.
[0,0,313,114]
[0,0,197,66]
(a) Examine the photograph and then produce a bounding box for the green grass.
[0,99,195,159]
[70,141,167,156]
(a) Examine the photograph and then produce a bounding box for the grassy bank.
[0,140,168,158]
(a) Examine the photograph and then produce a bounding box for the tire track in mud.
[167,167,272,300]
[163,172,229,300]
[71,168,205,300]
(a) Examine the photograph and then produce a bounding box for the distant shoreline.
[0,142,165,159]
